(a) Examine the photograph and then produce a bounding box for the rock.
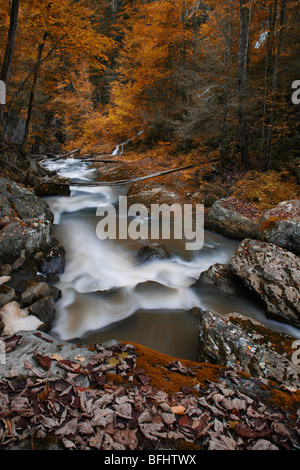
[138,243,170,262]
[0,219,58,264]
[34,181,71,197]
[0,301,43,336]
[36,246,65,275]
[198,310,300,387]
[21,282,61,307]
[28,295,56,324]
[0,264,12,276]
[0,177,61,264]
[257,200,300,255]
[0,276,12,285]
[0,177,53,222]
[0,285,17,307]
[194,263,246,297]
[205,197,261,239]
[231,239,300,328]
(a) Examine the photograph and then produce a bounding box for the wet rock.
[0,177,61,264]
[0,219,58,264]
[0,177,53,222]
[0,285,17,308]
[257,200,300,255]
[205,197,261,240]
[34,181,71,197]
[21,282,61,307]
[194,263,246,297]
[231,239,300,328]
[138,243,170,262]
[198,310,300,387]
[28,295,56,324]
[36,246,65,275]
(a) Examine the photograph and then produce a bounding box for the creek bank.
[231,239,300,329]
[205,197,300,255]
[0,176,64,335]
[198,310,300,389]
[0,330,300,450]
[195,238,300,330]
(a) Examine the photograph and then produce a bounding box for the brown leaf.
[34,351,51,370]
[55,418,78,436]
[171,405,186,415]
[209,435,237,450]
[234,423,271,439]
[113,428,138,450]
[39,383,50,402]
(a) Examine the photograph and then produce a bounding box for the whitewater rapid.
[41,155,300,359]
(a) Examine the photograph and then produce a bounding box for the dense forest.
[0,0,300,176]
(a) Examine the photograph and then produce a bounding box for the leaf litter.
[0,334,299,450]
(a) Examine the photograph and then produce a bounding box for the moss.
[261,216,279,232]
[123,341,222,395]
[270,389,300,421]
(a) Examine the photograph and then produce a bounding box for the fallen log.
[38,164,197,188]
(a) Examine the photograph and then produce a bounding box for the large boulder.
[194,263,247,297]
[198,310,300,388]
[257,200,300,255]
[0,177,60,264]
[205,197,261,240]
[0,177,53,221]
[231,239,300,328]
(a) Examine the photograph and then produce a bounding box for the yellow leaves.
[232,171,300,211]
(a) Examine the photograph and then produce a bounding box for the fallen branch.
[44,163,198,187]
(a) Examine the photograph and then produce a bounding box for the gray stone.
[0,177,53,222]
[198,310,300,387]
[29,296,56,323]
[257,200,300,255]
[138,243,170,262]
[0,177,60,264]
[205,197,260,240]
[231,239,300,328]
[21,282,61,307]
[0,285,17,308]
[194,263,246,297]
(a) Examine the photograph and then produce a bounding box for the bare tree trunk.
[261,1,278,160]
[0,0,20,122]
[237,0,249,170]
[265,0,287,169]
[22,32,48,149]
[220,9,234,167]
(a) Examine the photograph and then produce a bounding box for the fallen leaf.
[209,435,237,450]
[171,405,186,415]
[75,354,85,363]
[51,353,63,361]
[34,352,51,370]
[39,383,50,402]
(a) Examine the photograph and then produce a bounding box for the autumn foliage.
[0,0,299,170]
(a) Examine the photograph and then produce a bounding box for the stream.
[42,152,300,361]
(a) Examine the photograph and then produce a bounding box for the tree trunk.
[0,0,20,122]
[22,32,48,149]
[265,0,287,169]
[261,1,278,161]
[237,0,249,170]
[220,8,234,168]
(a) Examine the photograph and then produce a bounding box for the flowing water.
[42,154,300,360]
